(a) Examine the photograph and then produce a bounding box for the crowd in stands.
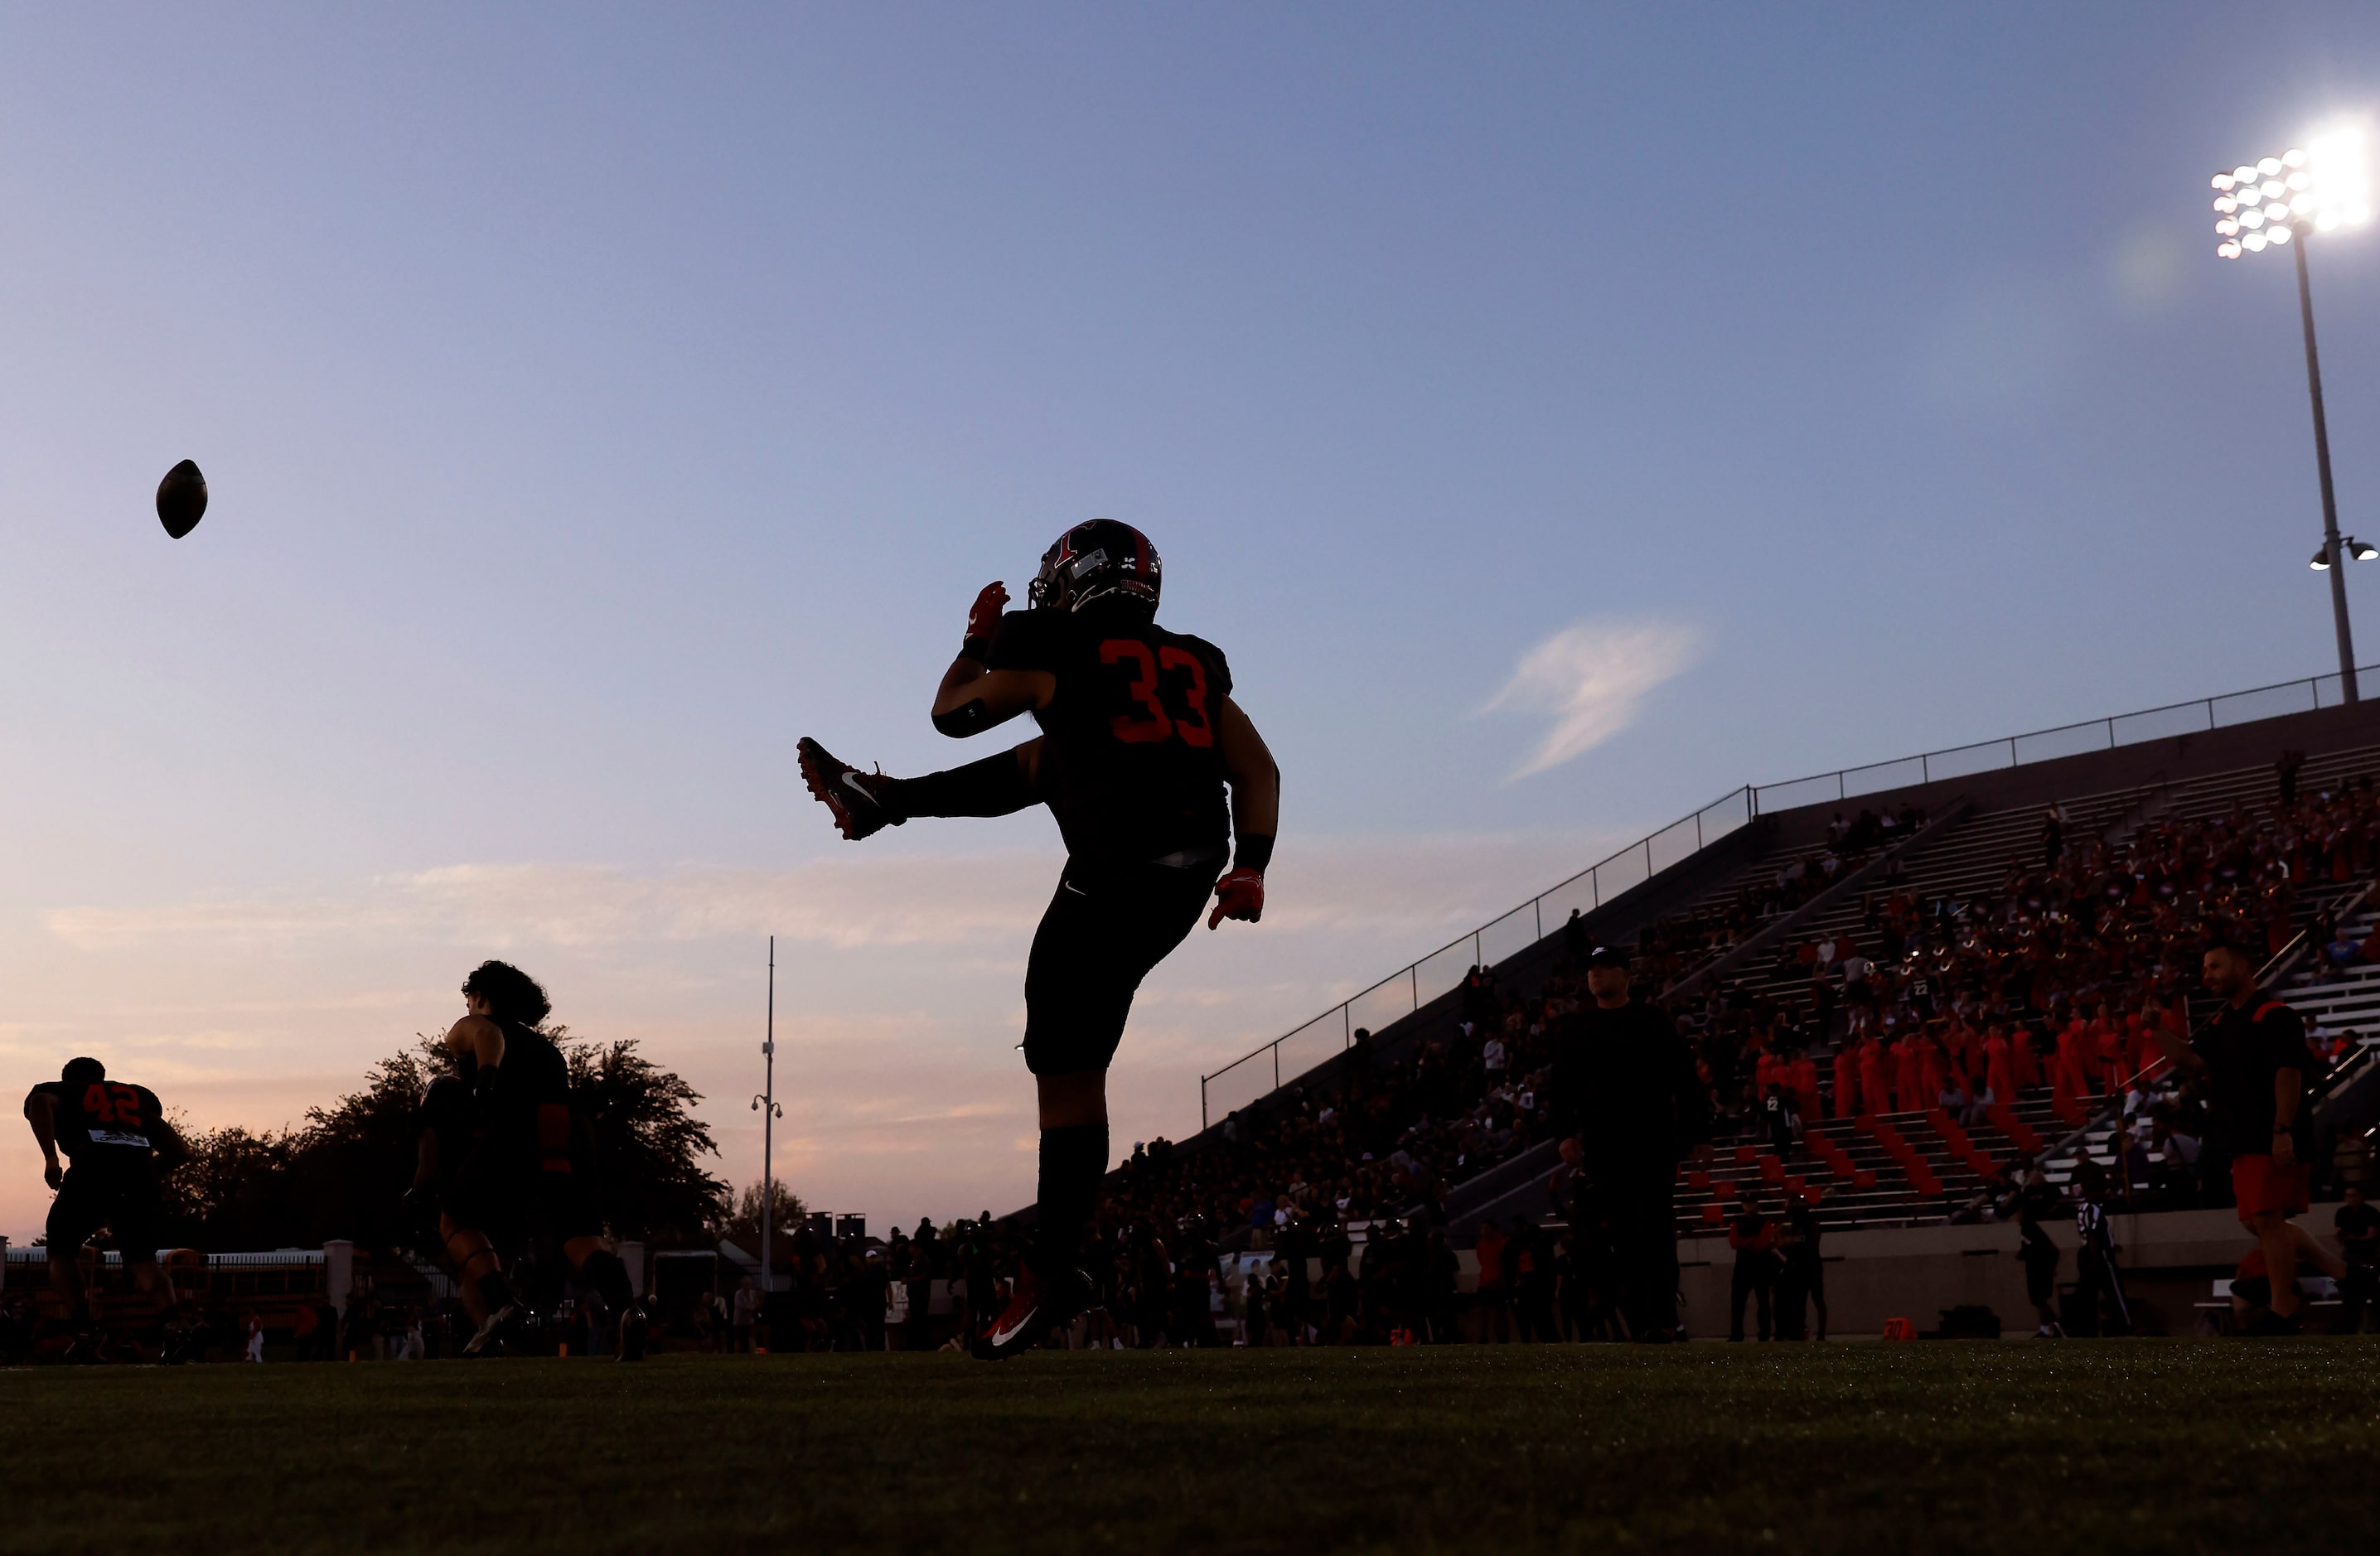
[1626,805,1921,992]
[1080,761,2380,1293]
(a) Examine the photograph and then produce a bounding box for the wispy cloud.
[1485,618,1705,780]
[44,830,1637,954]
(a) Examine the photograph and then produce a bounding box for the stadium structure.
[1140,665,2380,1340]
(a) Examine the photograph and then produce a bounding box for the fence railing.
[1749,663,2380,814]
[1197,786,1756,1128]
[1197,660,2380,1133]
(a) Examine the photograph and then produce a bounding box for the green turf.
[3,1343,2376,1554]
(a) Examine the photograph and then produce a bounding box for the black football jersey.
[26,1078,165,1159]
[496,1023,577,1172]
[987,603,1234,864]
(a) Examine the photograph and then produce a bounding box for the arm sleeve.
[984,609,1062,674]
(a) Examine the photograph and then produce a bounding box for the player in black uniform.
[438,960,639,1354]
[797,519,1280,1360]
[23,1057,190,1360]
[403,1071,510,1336]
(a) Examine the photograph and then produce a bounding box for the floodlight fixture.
[2213,126,2373,257]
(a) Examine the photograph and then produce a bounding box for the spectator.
[2015,1163,2063,1337]
[2157,938,2344,1331]
[291,1300,319,1363]
[1549,946,1713,1342]
[1773,1196,1826,1341]
[1727,1201,1777,1342]
[731,1275,759,1352]
[1473,1219,1510,1343]
[1760,1083,1793,1157]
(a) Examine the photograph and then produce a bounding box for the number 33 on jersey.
[987,608,1235,865]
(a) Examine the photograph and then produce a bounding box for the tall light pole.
[752,936,782,1294]
[2214,129,2376,701]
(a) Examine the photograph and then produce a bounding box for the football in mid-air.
[157,459,208,539]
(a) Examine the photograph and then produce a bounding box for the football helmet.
[1028,519,1161,616]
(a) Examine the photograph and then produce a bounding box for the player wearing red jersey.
[23,1057,191,1360]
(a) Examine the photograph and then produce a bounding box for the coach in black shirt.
[1550,945,1712,1341]
[2157,935,2344,1327]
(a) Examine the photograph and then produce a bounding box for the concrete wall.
[1678,1202,2344,1338]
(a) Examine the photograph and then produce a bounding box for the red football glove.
[965,581,1009,648]
[1208,867,1265,929]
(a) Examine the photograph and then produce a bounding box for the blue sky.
[2,4,2378,1233]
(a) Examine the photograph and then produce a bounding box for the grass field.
[4,1342,2377,1554]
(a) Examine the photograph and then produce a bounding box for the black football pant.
[1021,855,1221,1076]
[1730,1255,1775,1341]
[1588,1167,1681,1339]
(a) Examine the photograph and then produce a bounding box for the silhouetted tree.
[157,1030,728,1253]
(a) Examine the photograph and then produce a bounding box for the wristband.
[960,637,992,664]
[1234,833,1275,875]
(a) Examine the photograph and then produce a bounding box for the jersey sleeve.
[985,609,1066,674]
[1176,635,1233,702]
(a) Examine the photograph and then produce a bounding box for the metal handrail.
[1198,659,2380,1132]
[1197,785,1758,1128]
[1751,661,2380,812]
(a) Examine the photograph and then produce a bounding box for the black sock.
[890,751,1034,819]
[1031,1122,1108,1277]
[579,1250,635,1312]
[476,1269,516,1315]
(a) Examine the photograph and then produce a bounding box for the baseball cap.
[1584,945,1629,969]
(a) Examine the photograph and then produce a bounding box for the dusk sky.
[4,3,2380,1237]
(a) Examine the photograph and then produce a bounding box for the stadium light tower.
[2214,127,2376,702]
[752,936,782,1295]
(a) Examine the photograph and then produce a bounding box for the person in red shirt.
[1789,1052,1821,1124]
[2161,938,2347,1330]
[1859,1038,1889,1121]
[1893,1034,1923,1114]
[1831,1042,1860,1120]
[1473,1220,1511,1343]
[1918,1036,1947,1109]
[1727,1203,1778,1341]
[2049,1021,2081,1110]
[2012,1026,2042,1090]
[1984,1026,2016,1107]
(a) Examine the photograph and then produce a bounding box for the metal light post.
[2213,130,2376,701]
[751,935,782,1294]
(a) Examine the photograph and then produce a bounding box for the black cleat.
[971,1265,1089,1361]
[797,737,906,842]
